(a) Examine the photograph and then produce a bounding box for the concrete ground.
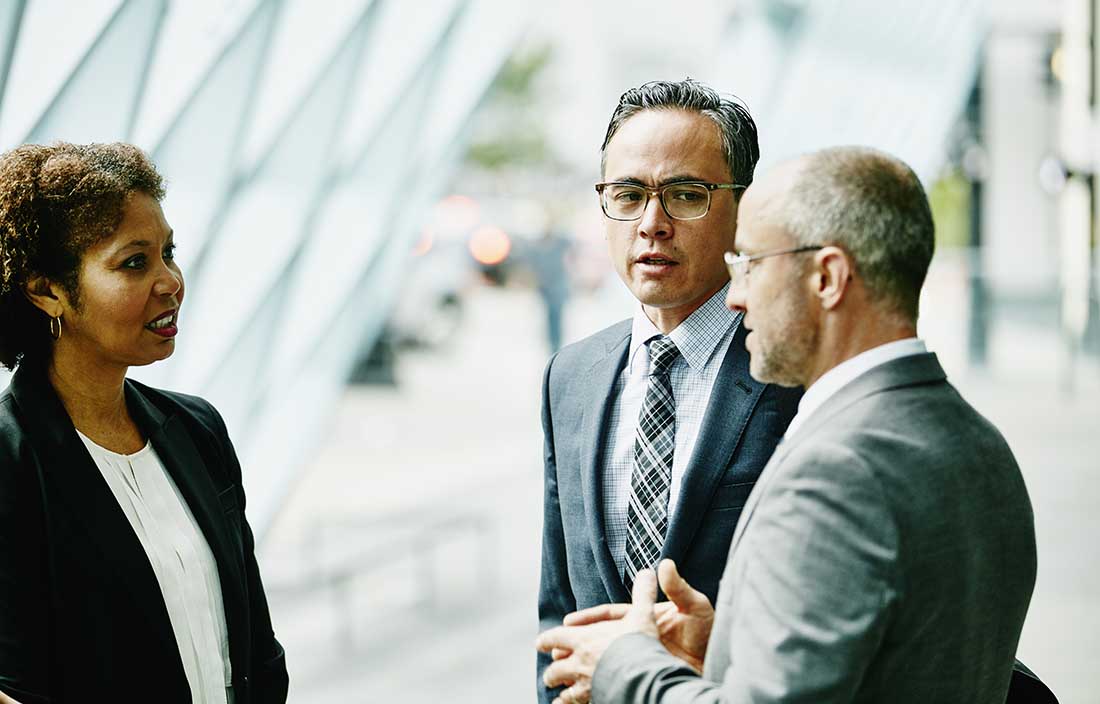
[261,262,1100,703]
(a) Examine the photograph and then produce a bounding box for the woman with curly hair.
[0,143,287,704]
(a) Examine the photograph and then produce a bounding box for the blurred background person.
[0,143,287,704]
[526,224,572,354]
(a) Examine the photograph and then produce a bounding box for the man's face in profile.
[726,163,819,388]
[602,109,738,322]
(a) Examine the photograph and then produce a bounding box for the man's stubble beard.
[751,288,818,389]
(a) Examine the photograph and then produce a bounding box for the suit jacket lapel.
[126,381,249,672]
[726,352,949,555]
[578,328,632,603]
[726,437,793,555]
[9,363,178,654]
[662,323,764,562]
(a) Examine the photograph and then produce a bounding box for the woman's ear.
[22,274,66,318]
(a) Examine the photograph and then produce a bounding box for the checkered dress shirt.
[602,284,742,579]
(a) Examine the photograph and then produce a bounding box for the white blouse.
[77,430,233,704]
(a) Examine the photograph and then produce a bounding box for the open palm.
[562,559,714,673]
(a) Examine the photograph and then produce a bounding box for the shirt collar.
[628,283,740,374]
[785,337,928,438]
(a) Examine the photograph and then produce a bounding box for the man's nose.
[725,282,747,314]
[637,192,672,239]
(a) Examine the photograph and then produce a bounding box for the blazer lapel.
[126,382,250,672]
[662,323,764,561]
[725,352,949,555]
[578,329,632,603]
[726,437,793,555]
[9,364,178,654]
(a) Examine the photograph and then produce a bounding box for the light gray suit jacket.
[593,353,1037,703]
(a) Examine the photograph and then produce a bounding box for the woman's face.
[56,191,184,370]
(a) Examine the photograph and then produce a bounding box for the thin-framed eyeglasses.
[724,245,824,288]
[595,181,747,221]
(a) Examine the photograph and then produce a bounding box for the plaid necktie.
[624,335,681,588]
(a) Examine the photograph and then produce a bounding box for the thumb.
[658,559,708,611]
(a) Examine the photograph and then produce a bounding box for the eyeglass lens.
[602,183,710,220]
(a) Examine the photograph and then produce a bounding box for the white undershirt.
[784,337,928,439]
[78,431,232,704]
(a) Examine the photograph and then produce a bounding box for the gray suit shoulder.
[826,377,1014,464]
[790,379,1018,484]
[546,319,631,379]
[784,376,1033,574]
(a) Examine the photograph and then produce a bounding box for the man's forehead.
[603,109,727,180]
[738,175,799,249]
[740,158,805,217]
[755,157,807,195]
[735,214,792,254]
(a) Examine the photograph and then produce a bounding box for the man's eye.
[164,243,177,260]
[669,188,704,201]
[614,190,643,203]
[123,255,146,270]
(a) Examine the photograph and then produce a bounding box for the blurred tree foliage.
[464,42,555,171]
[928,168,970,249]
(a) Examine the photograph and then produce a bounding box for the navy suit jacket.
[0,360,288,704]
[537,319,800,702]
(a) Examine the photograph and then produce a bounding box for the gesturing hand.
[535,568,660,704]
[564,559,714,673]
[652,559,714,672]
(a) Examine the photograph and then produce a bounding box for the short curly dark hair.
[0,142,165,370]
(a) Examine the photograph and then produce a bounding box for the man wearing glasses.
[536,147,1037,704]
[536,79,801,704]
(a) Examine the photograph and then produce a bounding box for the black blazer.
[0,360,288,704]
[537,319,801,703]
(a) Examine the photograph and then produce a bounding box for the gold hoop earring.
[49,316,62,341]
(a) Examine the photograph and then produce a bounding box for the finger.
[536,626,576,653]
[655,604,678,627]
[564,603,630,625]
[653,601,675,617]
[564,681,592,704]
[630,568,658,612]
[543,657,579,689]
[658,559,709,611]
[551,647,571,660]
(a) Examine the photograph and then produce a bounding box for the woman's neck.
[47,348,141,451]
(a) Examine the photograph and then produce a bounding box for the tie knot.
[647,336,680,376]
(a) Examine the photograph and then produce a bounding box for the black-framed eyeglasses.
[595,181,746,221]
[723,246,824,288]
